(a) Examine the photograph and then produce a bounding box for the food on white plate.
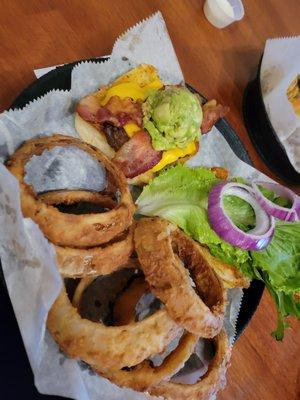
[75,64,229,184]
[69,271,230,398]
[137,164,300,339]
[286,75,300,117]
[134,217,227,337]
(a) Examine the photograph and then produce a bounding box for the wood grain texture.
[0,1,299,399]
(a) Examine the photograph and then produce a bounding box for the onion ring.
[134,218,226,337]
[96,332,198,392]
[149,330,231,400]
[47,284,180,370]
[38,189,116,209]
[113,276,150,325]
[71,271,141,310]
[86,276,199,391]
[39,189,134,277]
[55,225,134,278]
[6,134,135,247]
[72,276,95,308]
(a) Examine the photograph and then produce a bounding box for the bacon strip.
[201,101,229,134]
[105,96,143,126]
[76,95,142,127]
[113,130,162,178]
[76,94,101,123]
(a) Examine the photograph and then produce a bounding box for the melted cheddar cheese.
[150,141,197,172]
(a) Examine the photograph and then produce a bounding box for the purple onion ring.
[208,182,275,251]
[252,181,300,222]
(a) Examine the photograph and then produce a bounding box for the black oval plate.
[243,62,300,185]
[1,57,264,400]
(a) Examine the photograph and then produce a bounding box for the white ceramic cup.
[203,0,245,29]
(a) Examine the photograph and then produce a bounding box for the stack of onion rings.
[47,283,180,370]
[7,134,136,277]
[68,270,230,397]
[47,216,230,398]
[92,276,199,391]
[8,134,232,399]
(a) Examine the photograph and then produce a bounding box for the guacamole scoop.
[143,86,203,151]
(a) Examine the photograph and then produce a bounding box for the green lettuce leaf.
[262,275,300,340]
[258,185,292,208]
[251,222,300,293]
[250,222,300,339]
[223,195,255,232]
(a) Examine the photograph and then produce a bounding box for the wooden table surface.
[0,1,299,399]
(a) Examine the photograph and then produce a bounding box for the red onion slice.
[208,182,275,251]
[252,181,300,222]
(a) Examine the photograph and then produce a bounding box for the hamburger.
[75,64,228,185]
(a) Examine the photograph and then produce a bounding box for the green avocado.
[142,86,203,151]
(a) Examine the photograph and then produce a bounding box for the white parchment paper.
[71,12,184,102]
[0,11,273,400]
[260,37,300,173]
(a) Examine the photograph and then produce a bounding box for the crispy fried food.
[150,329,231,400]
[134,218,226,337]
[55,225,134,278]
[7,134,135,247]
[72,276,95,308]
[96,332,198,392]
[47,284,180,370]
[38,189,134,278]
[113,276,150,325]
[38,189,116,209]
[287,75,300,116]
[88,276,198,391]
[210,167,229,180]
[195,245,250,289]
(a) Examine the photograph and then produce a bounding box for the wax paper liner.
[70,11,184,102]
[0,10,272,400]
[0,90,77,163]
